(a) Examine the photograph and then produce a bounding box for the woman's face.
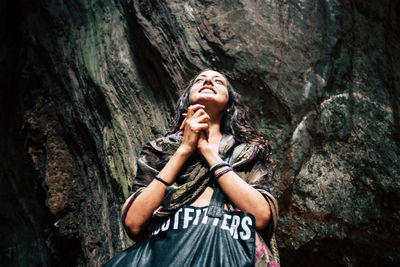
[189,70,229,111]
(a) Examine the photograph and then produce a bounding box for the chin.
[192,99,228,112]
[193,95,223,104]
[192,98,217,106]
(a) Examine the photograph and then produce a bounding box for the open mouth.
[199,87,216,94]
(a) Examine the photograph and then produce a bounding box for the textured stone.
[1,0,399,266]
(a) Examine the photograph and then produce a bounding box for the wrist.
[210,161,230,173]
[176,145,194,157]
[201,148,222,166]
[198,145,213,155]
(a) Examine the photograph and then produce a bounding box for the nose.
[203,77,213,86]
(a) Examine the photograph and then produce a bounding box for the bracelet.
[154,175,171,187]
[214,167,233,180]
[210,161,230,173]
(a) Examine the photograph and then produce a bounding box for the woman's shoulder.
[230,141,264,168]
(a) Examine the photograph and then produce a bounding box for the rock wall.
[1,0,399,266]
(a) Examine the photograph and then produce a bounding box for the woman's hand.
[178,104,210,155]
[197,131,218,156]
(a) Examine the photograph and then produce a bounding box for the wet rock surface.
[1,0,399,266]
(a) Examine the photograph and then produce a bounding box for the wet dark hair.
[168,70,271,160]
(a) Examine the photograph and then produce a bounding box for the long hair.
[168,70,271,161]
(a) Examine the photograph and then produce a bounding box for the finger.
[180,113,188,130]
[190,109,208,120]
[190,104,205,109]
[179,117,187,131]
[187,104,205,118]
[192,114,210,124]
[193,123,209,132]
[187,121,209,133]
[197,123,210,140]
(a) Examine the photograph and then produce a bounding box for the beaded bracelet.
[210,161,230,173]
[214,167,233,180]
[154,175,171,187]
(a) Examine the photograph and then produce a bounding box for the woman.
[105,70,279,266]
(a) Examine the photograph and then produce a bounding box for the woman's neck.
[207,121,223,143]
[203,105,225,125]
[201,104,225,143]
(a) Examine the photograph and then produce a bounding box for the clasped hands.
[178,104,218,157]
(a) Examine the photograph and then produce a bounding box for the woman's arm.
[124,146,192,237]
[197,132,271,231]
[124,104,209,238]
